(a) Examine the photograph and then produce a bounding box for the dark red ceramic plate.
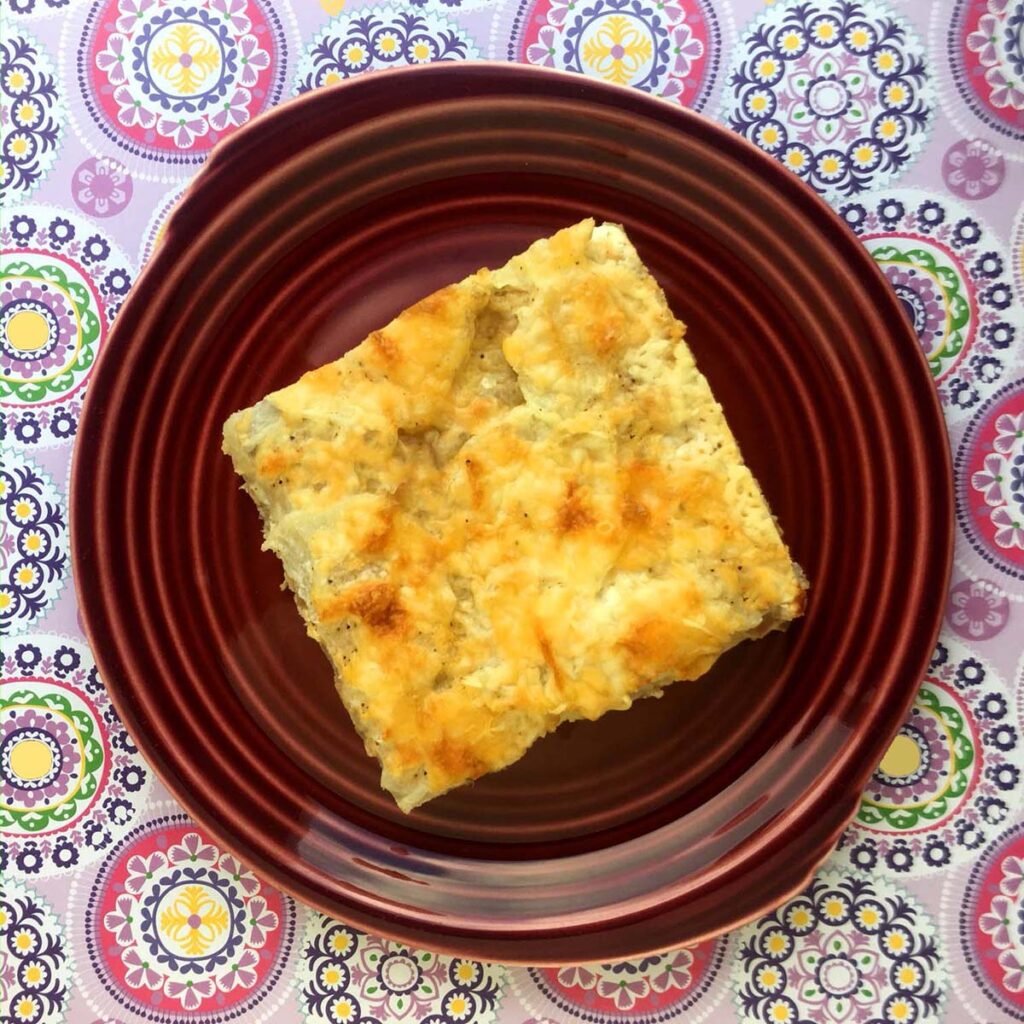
[73,63,952,963]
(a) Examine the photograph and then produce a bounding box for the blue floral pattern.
[723,0,933,197]
[295,6,479,92]
[1,879,71,1024]
[0,458,67,638]
[732,872,946,1023]
[0,34,63,200]
[299,914,505,1023]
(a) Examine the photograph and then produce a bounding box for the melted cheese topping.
[223,220,807,812]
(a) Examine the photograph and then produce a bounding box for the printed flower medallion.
[70,810,300,1023]
[299,913,507,1023]
[65,0,297,178]
[732,870,946,1023]
[1,204,135,449]
[723,0,934,197]
[510,938,728,1023]
[1,879,72,1024]
[839,637,1023,876]
[1,634,152,877]
[503,0,724,111]
[838,189,1023,421]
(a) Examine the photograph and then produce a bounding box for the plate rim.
[70,61,954,964]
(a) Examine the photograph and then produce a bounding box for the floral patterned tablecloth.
[2,0,1023,1019]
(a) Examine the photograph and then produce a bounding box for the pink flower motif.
[237,36,269,87]
[999,948,1024,992]
[103,894,137,944]
[211,0,251,33]
[967,13,1001,63]
[157,115,209,149]
[943,138,1004,199]
[649,948,693,993]
[72,157,132,218]
[124,851,165,894]
[981,893,1016,946]
[596,976,648,1009]
[165,976,216,1009]
[985,66,1024,109]
[246,895,278,946]
[114,86,156,128]
[526,26,559,67]
[992,507,1024,549]
[121,947,162,990]
[544,0,577,28]
[670,23,703,77]
[973,452,1007,503]
[947,578,1009,639]
[168,831,218,865]
[1001,856,1024,897]
[217,948,260,991]
[96,34,129,85]
[115,0,155,33]
[556,964,596,988]
[218,853,262,896]
[995,413,1024,453]
[209,89,251,131]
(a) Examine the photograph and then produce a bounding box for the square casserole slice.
[223,219,807,812]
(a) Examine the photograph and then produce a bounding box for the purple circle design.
[71,157,133,218]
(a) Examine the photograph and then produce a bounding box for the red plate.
[72,64,952,963]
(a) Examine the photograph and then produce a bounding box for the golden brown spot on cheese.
[370,329,400,365]
[321,580,406,633]
[463,457,483,509]
[360,506,394,555]
[257,450,290,478]
[431,736,488,782]
[410,287,455,319]
[535,626,565,693]
[557,480,595,534]
[621,496,650,526]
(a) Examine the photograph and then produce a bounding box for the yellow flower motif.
[765,930,788,954]
[14,996,38,1023]
[410,39,433,62]
[757,56,779,80]
[888,997,913,1021]
[819,154,841,175]
[849,27,870,48]
[0,592,12,611]
[813,20,836,41]
[24,531,43,552]
[886,83,907,105]
[10,135,30,158]
[758,966,780,987]
[876,49,896,71]
[857,907,879,927]
[0,908,8,928]
[769,1002,793,1022]
[453,961,476,983]
[897,964,920,986]
[446,993,470,1019]
[780,30,802,52]
[15,100,39,126]
[23,964,43,985]
[332,997,357,1021]
[822,896,846,919]
[788,907,810,928]
[344,43,366,66]
[13,929,35,953]
[321,964,344,988]
[149,23,221,95]
[323,70,343,85]
[750,93,769,112]
[377,33,399,55]
[15,565,37,586]
[884,929,907,953]
[758,125,780,146]
[330,930,352,954]
[784,148,807,169]
[159,884,230,956]
[852,143,876,165]
[876,116,900,139]
[5,69,28,92]
[582,15,653,86]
